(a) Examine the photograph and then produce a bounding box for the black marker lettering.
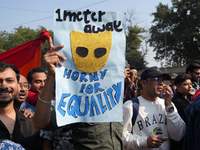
[83,9,91,23]
[55,9,62,21]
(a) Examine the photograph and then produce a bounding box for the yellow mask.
[70,30,112,73]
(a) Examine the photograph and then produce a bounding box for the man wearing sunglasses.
[186,62,200,100]
[123,66,186,150]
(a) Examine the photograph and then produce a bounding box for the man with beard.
[0,62,41,150]
[123,66,186,150]
[186,62,200,101]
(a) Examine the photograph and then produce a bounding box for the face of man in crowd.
[170,79,175,86]
[143,76,164,98]
[17,75,30,102]
[0,68,18,105]
[29,72,46,93]
[189,68,200,82]
[30,72,47,93]
[177,79,193,96]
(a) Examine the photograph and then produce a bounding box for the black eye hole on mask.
[76,47,88,57]
[94,48,107,58]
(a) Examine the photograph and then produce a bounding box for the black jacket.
[0,108,41,150]
[172,92,190,125]
[170,92,190,150]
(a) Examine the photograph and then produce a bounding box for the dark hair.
[186,63,200,73]
[174,74,191,86]
[27,67,47,83]
[194,60,200,65]
[0,62,20,82]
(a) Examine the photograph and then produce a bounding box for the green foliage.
[149,0,200,67]
[0,26,53,69]
[126,26,148,70]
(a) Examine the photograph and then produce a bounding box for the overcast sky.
[0,0,172,68]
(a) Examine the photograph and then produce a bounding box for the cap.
[141,66,171,80]
[170,73,178,79]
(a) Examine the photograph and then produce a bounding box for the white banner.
[54,9,126,126]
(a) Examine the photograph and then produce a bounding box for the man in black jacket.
[0,62,41,150]
[170,74,192,150]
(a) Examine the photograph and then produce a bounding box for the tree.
[149,0,200,67]
[126,26,148,70]
[0,26,53,68]
[126,10,148,70]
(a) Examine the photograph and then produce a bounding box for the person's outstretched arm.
[33,45,66,129]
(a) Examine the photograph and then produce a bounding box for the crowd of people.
[1,44,200,150]
[123,61,200,150]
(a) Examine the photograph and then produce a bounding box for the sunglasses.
[147,77,164,82]
[192,71,200,75]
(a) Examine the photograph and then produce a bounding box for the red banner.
[0,30,51,77]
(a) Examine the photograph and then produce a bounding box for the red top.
[26,91,55,106]
[191,90,200,102]
[25,91,40,106]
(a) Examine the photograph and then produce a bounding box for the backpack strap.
[131,97,139,126]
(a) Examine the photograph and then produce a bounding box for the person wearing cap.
[186,62,200,100]
[123,66,186,150]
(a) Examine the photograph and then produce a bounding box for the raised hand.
[43,45,66,75]
[125,64,130,79]
[163,85,172,106]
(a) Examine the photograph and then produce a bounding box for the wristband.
[38,96,51,104]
